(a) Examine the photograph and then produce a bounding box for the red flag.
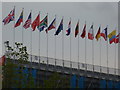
[0,55,5,66]
[88,25,94,40]
[31,14,40,31]
[81,24,86,38]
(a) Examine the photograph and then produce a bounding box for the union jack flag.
[2,8,15,25]
[23,12,31,29]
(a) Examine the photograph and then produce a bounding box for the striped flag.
[88,25,94,40]
[101,27,107,41]
[75,21,79,37]
[95,26,101,41]
[23,12,31,29]
[81,24,86,38]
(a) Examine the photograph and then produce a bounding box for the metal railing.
[26,54,120,76]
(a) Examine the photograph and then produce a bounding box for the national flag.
[46,18,56,33]
[115,34,119,44]
[37,15,48,32]
[81,24,86,38]
[95,26,101,41]
[54,18,63,35]
[88,25,94,40]
[66,20,71,36]
[23,12,31,29]
[101,27,107,41]
[31,14,40,31]
[0,55,5,66]
[2,8,15,25]
[14,10,23,27]
[108,30,116,44]
[75,21,79,37]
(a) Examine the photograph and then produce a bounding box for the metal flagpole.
[13,6,15,53]
[55,15,57,69]
[62,17,64,71]
[46,13,49,67]
[92,23,94,72]
[99,25,102,74]
[30,10,33,66]
[78,20,80,70]
[85,21,87,76]
[106,25,109,88]
[70,18,72,74]
[114,28,117,75]
[22,8,24,45]
[38,11,41,65]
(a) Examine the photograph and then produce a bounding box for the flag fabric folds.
[108,30,116,44]
[14,10,23,27]
[88,25,94,40]
[0,55,5,66]
[115,34,119,44]
[55,18,63,35]
[101,27,107,41]
[81,24,86,38]
[95,26,101,41]
[23,12,31,29]
[75,21,79,37]
[3,8,15,25]
[31,14,40,31]
[46,18,56,33]
[37,15,48,32]
[66,20,71,36]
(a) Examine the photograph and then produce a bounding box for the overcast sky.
[1,2,119,69]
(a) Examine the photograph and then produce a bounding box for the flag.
[115,34,119,44]
[108,30,116,44]
[46,18,56,33]
[31,14,40,31]
[2,8,15,25]
[54,18,63,35]
[14,10,23,27]
[81,24,86,38]
[95,26,101,41]
[23,12,31,29]
[66,20,71,36]
[37,15,48,32]
[101,27,107,41]
[88,25,94,40]
[0,55,5,66]
[75,21,79,37]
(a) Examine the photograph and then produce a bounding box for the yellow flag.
[108,30,116,39]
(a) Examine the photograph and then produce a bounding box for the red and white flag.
[23,12,31,29]
[88,25,94,40]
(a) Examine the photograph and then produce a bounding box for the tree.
[2,41,35,88]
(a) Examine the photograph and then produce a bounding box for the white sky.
[1,1,119,69]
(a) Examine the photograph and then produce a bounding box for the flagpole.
[22,8,24,46]
[38,11,41,65]
[70,18,72,73]
[30,10,32,66]
[55,15,57,70]
[62,16,64,71]
[78,20,80,71]
[47,13,49,67]
[13,6,15,61]
[114,27,117,75]
[92,22,94,72]
[99,25,102,74]
[13,6,15,54]
[85,21,87,76]
[106,25,109,76]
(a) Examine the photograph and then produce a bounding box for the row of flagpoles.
[2,7,119,76]
[2,7,120,43]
